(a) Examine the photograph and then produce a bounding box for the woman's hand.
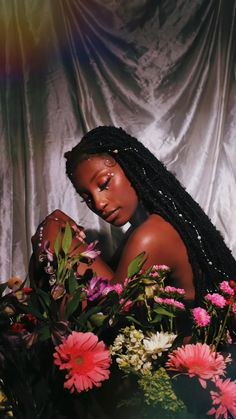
[31,209,86,260]
[31,209,114,281]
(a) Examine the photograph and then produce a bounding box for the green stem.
[214,305,231,351]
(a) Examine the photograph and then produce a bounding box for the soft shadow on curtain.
[0,0,235,281]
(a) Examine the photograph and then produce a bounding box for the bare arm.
[112,216,195,300]
[31,211,194,299]
[31,209,113,281]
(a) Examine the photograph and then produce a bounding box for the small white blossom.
[143,332,177,357]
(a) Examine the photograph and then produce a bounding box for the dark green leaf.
[68,271,78,294]
[125,315,144,327]
[150,314,162,323]
[64,289,82,319]
[127,252,146,278]
[36,289,51,308]
[86,320,93,331]
[21,301,45,319]
[153,307,175,317]
[76,305,103,325]
[38,324,51,341]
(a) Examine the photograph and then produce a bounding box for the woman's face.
[73,155,138,226]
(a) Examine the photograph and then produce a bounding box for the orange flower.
[53,331,111,393]
[166,343,226,388]
[7,276,22,289]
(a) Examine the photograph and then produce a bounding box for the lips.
[103,208,120,222]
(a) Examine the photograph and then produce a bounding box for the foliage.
[0,226,236,419]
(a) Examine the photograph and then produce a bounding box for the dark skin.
[32,155,195,300]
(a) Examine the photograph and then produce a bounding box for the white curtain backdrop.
[0,0,236,282]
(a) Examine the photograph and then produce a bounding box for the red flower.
[53,331,111,393]
[229,280,236,292]
[22,287,32,294]
[11,323,27,333]
[21,313,37,325]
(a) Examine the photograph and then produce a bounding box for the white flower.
[143,332,177,357]
[142,361,152,374]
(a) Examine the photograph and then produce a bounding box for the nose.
[92,191,108,214]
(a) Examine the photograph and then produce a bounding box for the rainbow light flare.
[0,0,121,81]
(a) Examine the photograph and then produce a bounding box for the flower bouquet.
[1,225,236,419]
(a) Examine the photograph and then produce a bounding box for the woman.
[31,126,236,304]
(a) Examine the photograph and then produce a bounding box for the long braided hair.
[65,126,236,301]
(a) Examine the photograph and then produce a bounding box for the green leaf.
[125,315,144,327]
[21,301,45,319]
[64,289,82,319]
[54,230,61,257]
[143,265,153,276]
[76,306,103,325]
[150,314,162,323]
[127,252,146,278]
[90,313,108,327]
[86,320,93,331]
[36,289,51,308]
[38,324,51,342]
[68,271,78,294]
[62,223,72,255]
[153,307,175,317]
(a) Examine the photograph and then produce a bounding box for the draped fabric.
[0,0,236,282]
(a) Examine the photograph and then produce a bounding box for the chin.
[111,220,127,227]
[110,216,130,227]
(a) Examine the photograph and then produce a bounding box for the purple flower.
[80,241,101,260]
[83,276,110,301]
[51,321,71,345]
[51,284,66,300]
[43,241,54,262]
[24,331,38,348]
[44,262,56,275]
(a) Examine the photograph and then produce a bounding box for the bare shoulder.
[128,214,179,249]
[113,214,182,281]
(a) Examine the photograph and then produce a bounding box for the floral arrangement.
[0,224,236,419]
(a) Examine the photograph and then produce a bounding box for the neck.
[129,203,149,227]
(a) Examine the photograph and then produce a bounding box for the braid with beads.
[64,126,236,302]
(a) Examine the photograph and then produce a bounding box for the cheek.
[115,176,138,208]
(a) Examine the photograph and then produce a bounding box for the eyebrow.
[78,167,109,194]
[89,168,106,183]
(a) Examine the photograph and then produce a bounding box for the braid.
[65,126,236,301]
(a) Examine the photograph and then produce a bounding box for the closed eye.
[99,178,110,191]
[80,177,111,205]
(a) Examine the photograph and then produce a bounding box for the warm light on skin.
[73,155,139,226]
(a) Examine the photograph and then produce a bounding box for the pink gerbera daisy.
[166,343,226,388]
[208,378,236,419]
[53,331,111,393]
